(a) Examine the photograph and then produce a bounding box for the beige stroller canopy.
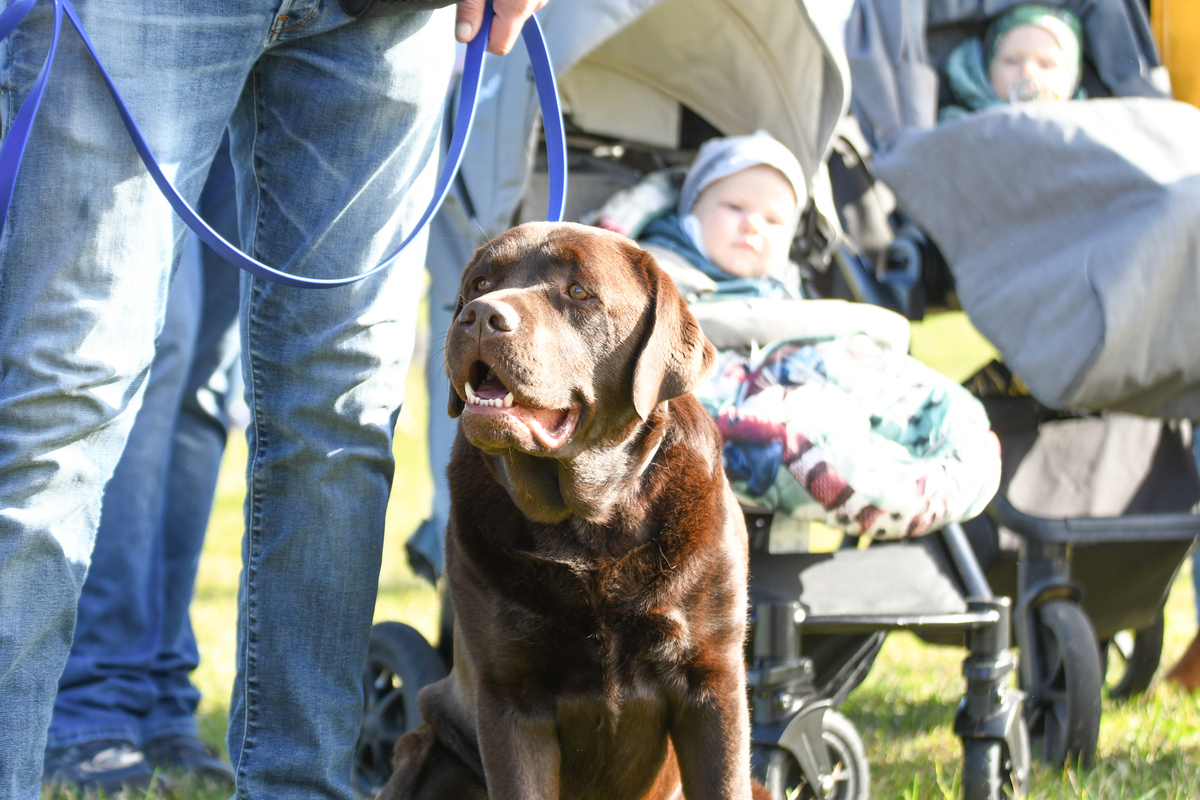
[454,0,854,238]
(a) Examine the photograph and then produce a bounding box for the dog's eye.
[567,283,590,301]
[473,276,492,292]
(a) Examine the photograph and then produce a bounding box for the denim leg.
[405,204,476,583]
[404,290,456,582]
[47,248,201,750]
[0,2,279,796]
[224,6,454,800]
[142,136,242,743]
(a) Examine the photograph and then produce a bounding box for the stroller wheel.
[961,738,1022,800]
[755,710,869,800]
[1100,610,1164,700]
[1024,600,1102,769]
[353,622,448,798]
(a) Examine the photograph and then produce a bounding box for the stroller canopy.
[455,0,854,238]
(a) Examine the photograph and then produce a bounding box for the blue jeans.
[47,136,241,750]
[0,2,453,798]
[406,200,476,584]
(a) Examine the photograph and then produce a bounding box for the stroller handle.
[987,492,1200,545]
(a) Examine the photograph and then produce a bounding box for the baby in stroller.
[588,132,1001,543]
[638,131,805,299]
[591,130,806,301]
[941,2,1084,119]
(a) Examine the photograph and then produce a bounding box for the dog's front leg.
[475,692,561,800]
[670,666,753,800]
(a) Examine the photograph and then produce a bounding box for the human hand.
[455,0,549,55]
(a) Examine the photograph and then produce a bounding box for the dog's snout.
[488,305,518,332]
[459,298,520,337]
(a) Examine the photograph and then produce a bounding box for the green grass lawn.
[42,311,1200,799]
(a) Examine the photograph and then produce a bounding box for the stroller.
[355,1,1033,798]
[355,1,1032,800]
[822,0,1200,772]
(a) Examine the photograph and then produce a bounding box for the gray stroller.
[819,0,1200,774]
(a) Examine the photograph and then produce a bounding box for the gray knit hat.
[677,130,807,224]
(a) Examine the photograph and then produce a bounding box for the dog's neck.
[485,403,669,529]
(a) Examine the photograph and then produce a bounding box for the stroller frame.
[744,514,1031,800]
[988,493,1200,763]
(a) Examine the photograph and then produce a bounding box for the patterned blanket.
[695,334,1001,539]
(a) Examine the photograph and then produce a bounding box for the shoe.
[1166,631,1200,692]
[142,733,235,787]
[42,739,159,795]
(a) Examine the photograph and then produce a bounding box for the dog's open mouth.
[462,362,579,450]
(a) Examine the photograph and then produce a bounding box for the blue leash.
[0,0,567,288]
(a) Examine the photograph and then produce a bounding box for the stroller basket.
[751,533,1002,633]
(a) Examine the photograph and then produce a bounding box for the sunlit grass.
[908,310,1000,384]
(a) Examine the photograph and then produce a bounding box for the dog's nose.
[459,298,520,337]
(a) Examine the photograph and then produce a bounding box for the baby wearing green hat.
[941,3,1085,122]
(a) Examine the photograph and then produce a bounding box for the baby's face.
[689,165,797,279]
[989,24,1075,102]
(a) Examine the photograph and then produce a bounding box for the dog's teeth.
[464,382,516,408]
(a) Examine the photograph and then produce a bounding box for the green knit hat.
[984,3,1083,76]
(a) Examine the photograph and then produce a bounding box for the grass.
[42,311,1200,799]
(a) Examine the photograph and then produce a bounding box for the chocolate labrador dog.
[380,222,765,800]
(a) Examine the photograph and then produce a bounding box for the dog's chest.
[501,549,694,695]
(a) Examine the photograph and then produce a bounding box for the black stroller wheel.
[757,710,869,800]
[1024,600,1102,769]
[353,622,447,797]
[961,738,1023,800]
[1100,610,1164,700]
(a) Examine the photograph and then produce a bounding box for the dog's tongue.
[517,406,575,448]
[502,400,574,448]
[475,377,509,400]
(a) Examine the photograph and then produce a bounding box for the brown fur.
[381,222,765,800]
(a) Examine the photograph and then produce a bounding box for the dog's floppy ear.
[631,251,716,420]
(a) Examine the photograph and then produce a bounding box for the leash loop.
[0,0,567,288]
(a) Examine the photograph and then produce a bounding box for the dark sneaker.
[43,739,159,795]
[142,733,235,787]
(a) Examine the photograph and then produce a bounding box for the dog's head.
[445,222,715,459]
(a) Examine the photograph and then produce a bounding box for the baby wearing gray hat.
[634,130,807,299]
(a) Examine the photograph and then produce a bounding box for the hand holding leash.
[456,0,549,55]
